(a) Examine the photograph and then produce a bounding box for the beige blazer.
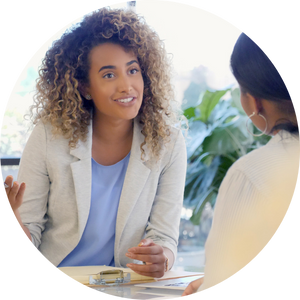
[18,118,187,267]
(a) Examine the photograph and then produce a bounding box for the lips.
[114,97,134,103]
[114,97,137,107]
[114,95,136,103]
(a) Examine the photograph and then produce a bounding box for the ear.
[254,97,263,114]
[78,82,91,99]
[246,93,262,114]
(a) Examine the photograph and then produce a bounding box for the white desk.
[57,266,204,300]
[89,274,204,298]
[91,284,183,299]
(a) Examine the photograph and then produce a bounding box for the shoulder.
[168,125,186,149]
[24,121,50,149]
[225,132,299,194]
[232,132,299,173]
[29,121,57,140]
[157,125,187,163]
[133,118,187,157]
[25,121,72,153]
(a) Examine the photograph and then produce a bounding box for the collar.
[69,117,150,165]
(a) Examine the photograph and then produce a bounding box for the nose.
[117,74,132,93]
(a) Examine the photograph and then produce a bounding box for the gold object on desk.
[89,269,131,286]
[58,265,154,286]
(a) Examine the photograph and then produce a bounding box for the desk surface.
[90,285,178,300]
[60,266,202,298]
[89,275,204,298]
[92,284,183,299]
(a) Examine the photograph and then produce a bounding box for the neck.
[92,113,133,144]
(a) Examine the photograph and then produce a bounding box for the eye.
[103,73,115,79]
[129,68,140,75]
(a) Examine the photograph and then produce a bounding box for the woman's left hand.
[182,277,204,296]
[126,238,166,278]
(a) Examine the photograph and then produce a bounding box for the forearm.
[10,210,32,245]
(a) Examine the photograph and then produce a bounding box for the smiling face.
[86,43,144,122]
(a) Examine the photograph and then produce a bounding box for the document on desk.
[135,275,204,291]
[145,296,180,300]
[136,288,183,298]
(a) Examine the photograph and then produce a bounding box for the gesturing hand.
[126,238,167,278]
[5,175,26,212]
[182,277,204,296]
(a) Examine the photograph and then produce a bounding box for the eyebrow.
[98,60,139,72]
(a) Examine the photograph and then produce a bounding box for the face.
[86,43,144,122]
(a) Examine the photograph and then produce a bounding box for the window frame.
[1,158,20,166]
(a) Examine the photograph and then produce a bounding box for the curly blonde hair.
[31,7,180,160]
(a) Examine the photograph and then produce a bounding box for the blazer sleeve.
[18,122,50,248]
[145,130,187,258]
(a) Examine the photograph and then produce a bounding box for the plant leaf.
[190,189,216,225]
[183,107,196,119]
[208,99,238,125]
[196,89,230,123]
[202,115,253,156]
[185,121,212,158]
[192,156,219,195]
[230,87,246,115]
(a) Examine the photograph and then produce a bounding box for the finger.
[138,238,154,247]
[182,278,204,296]
[128,244,163,255]
[180,292,196,300]
[180,291,190,300]
[128,269,162,278]
[5,175,13,186]
[125,252,165,264]
[182,282,196,296]
[8,181,20,199]
[126,262,160,273]
[4,175,14,194]
[190,277,203,290]
[15,182,26,207]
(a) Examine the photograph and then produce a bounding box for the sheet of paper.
[136,288,182,297]
[145,296,180,300]
[158,270,204,280]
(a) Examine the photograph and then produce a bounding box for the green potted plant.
[183,88,270,225]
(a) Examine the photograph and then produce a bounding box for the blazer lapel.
[115,119,151,250]
[69,118,151,246]
[70,121,93,239]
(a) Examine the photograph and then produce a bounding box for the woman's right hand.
[5,175,26,212]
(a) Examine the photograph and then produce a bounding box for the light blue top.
[58,152,131,267]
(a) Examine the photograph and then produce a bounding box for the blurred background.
[0,1,270,272]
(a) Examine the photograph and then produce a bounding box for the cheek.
[137,77,144,97]
[240,94,251,115]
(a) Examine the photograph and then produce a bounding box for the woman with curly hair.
[5,7,187,278]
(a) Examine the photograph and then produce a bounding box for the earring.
[85,94,92,100]
[246,112,268,137]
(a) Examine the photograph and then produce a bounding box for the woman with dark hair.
[4,7,187,278]
[183,33,299,294]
